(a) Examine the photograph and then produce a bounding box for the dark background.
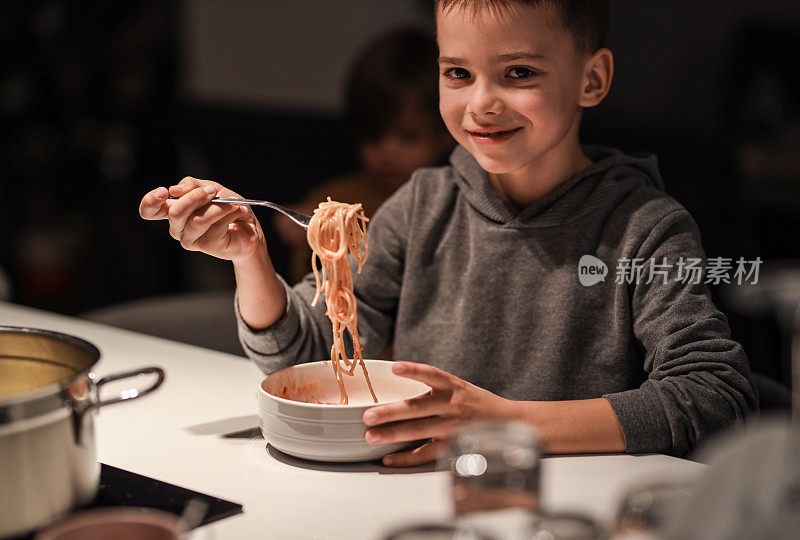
[2,1,799,388]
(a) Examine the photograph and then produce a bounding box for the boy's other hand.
[139,177,266,263]
[362,362,510,467]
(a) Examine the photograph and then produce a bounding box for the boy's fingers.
[169,180,207,198]
[392,362,453,391]
[382,439,445,468]
[191,206,247,249]
[168,178,199,197]
[365,416,460,446]
[167,186,217,239]
[179,203,241,247]
[363,391,442,426]
[170,177,225,198]
[139,187,170,220]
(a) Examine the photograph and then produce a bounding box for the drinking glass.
[441,421,542,539]
[382,523,493,540]
[613,481,693,537]
[528,511,605,540]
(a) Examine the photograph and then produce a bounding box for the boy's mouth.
[467,128,522,143]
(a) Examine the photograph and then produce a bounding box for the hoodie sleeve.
[604,208,758,456]
[235,180,413,374]
[235,273,329,374]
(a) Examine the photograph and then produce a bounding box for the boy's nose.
[466,82,505,117]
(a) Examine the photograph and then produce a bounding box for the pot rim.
[0,326,101,425]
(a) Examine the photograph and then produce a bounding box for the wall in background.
[180,0,432,113]
[599,0,800,141]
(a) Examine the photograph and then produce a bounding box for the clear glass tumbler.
[441,420,542,539]
[529,511,605,540]
[382,522,494,540]
[613,480,694,538]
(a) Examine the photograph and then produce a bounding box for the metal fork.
[170,196,312,228]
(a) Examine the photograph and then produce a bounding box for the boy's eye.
[443,67,470,80]
[507,67,537,80]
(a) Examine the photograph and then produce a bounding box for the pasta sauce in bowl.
[258,360,429,462]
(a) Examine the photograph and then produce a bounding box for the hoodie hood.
[449,144,665,228]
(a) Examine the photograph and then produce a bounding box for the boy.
[140,0,757,467]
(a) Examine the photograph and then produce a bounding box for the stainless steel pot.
[0,326,165,538]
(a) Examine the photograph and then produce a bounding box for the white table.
[1,301,705,539]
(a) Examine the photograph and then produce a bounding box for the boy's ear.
[579,48,614,108]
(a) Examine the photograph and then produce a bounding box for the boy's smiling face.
[437,3,596,178]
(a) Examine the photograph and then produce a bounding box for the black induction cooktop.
[10,463,243,539]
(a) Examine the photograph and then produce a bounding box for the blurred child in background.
[273,27,454,283]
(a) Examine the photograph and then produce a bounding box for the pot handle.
[88,366,166,414]
[72,366,165,445]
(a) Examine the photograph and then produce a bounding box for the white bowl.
[258,360,429,462]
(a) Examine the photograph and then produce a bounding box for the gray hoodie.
[237,145,758,457]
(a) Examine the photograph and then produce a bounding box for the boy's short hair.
[436,0,610,54]
[345,27,443,143]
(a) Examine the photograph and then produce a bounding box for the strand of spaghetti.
[307,198,377,405]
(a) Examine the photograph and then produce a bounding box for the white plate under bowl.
[258,360,429,462]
